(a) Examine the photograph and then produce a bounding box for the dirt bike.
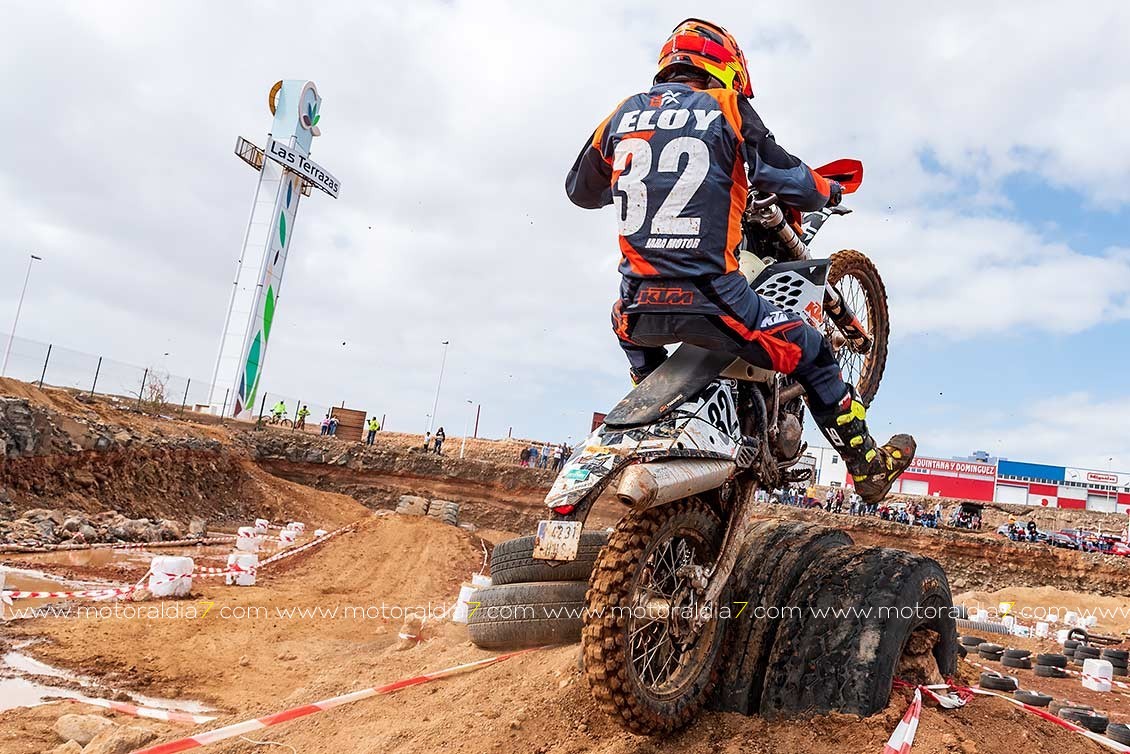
[533,160,898,732]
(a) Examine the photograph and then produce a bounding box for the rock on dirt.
[47,741,83,754]
[52,713,114,745]
[82,724,156,754]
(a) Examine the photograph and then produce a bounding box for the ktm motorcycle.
[533,160,889,733]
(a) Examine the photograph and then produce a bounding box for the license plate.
[533,520,583,561]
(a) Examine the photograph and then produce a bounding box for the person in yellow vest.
[366,417,380,445]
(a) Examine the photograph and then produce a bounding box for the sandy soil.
[0,514,1120,754]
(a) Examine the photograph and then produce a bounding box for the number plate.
[532,520,583,561]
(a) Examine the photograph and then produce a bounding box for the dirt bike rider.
[565,18,914,503]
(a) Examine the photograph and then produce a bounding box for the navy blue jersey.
[567,82,832,279]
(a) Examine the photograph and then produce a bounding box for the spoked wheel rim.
[826,250,890,406]
[625,528,718,700]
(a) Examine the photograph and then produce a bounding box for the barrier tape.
[130,646,549,754]
[257,525,354,570]
[967,686,1130,753]
[2,572,187,602]
[0,535,237,555]
[69,697,217,725]
[963,656,1130,701]
[883,687,922,754]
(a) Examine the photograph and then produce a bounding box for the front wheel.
[826,249,889,406]
[582,497,727,734]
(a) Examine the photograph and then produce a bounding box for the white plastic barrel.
[1082,658,1113,692]
[973,609,989,622]
[1056,628,1070,644]
[998,602,1012,616]
[1065,611,1079,625]
[279,528,297,545]
[254,518,269,534]
[1002,615,1016,629]
[235,526,262,553]
[1084,615,1098,628]
[1035,621,1049,638]
[287,522,305,534]
[226,553,258,587]
[1012,624,1031,637]
[452,585,476,624]
[149,556,194,597]
[313,529,328,538]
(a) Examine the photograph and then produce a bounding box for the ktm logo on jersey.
[637,287,695,306]
[615,108,723,134]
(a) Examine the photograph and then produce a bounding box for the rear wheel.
[826,250,889,406]
[583,498,726,735]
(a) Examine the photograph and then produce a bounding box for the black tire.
[978,648,1004,661]
[1114,666,1128,677]
[1075,646,1101,660]
[466,581,588,650]
[1003,648,1031,660]
[1064,639,1081,650]
[711,521,852,714]
[583,498,727,735]
[759,546,957,718]
[1049,700,1093,716]
[1067,628,1089,643]
[490,531,610,586]
[979,671,1018,691]
[959,635,985,647]
[1001,656,1032,669]
[827,250,889,406]
[1035,665,1067,678]
[979,643,1004,654]
[1060,708,1108,734]
[395,495,429,516]
[1036,653,1068,668]
[1107,723,1130,746]
[1102,648,1129,662]
[1014,690,1053,707]
[426,499,461,526]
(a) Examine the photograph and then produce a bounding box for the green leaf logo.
[264,286,276,342]
[279,213,287,245]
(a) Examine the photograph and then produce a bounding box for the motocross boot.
[814,386,916,504]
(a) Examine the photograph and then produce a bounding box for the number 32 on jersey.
[613,136,708,237]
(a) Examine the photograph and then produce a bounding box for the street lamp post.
[460,399,474,459]
[427,340,449,434]
[2,254,42,378]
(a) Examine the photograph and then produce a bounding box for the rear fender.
[545,380,741,522]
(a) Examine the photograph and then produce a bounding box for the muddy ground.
[2,379,1130,753]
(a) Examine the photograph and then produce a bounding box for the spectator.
[272,400,287,420]
[519,447,531,467]
[366,417,380,445]
[424,431,432,452]
[320,415,331,436]
[539,442,552,469]
[434,427,446,455]
[328,416,339,435]
[553,444,566,472]
[296,405,311,430]
[528,444,540,468]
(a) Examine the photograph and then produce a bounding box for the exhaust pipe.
[616,459,736,509]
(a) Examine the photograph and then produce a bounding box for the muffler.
[616,459,737,509]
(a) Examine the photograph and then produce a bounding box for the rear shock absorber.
[747,193,809,261]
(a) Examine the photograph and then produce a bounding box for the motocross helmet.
[655,18,753,97]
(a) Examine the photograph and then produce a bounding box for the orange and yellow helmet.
[656,18,753,98]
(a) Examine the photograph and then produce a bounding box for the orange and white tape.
[883,687,922,754]
[130,646,548,754]
[257,525,353,570]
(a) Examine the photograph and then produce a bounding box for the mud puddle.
[0,648,214,713]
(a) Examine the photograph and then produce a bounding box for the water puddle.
[3,543,236,570]
[0,649,214,713]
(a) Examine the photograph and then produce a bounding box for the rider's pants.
[613,273,847,414]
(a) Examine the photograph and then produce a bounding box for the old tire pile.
[1035,652,1068,678]
[959,635,985,649]
[712,525,958,719]
[979,671,1018,692]
[426,499,461,526]
[1064,638,1082,661]
[395,495,429,516]
[1001,648,1032,669]
[978,642,1005,662]
[1073,644,1101,667]
[1059,707,1109,734]
[1102,648,1129,677]
[1013,689,1053,707]
[467,530,609,650]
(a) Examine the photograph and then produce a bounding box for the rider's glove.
[826,180,844,208]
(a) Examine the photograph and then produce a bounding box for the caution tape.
[963,655,1130,702]
[2,584,140,602]
[257,525,354,570]
[130,646,549,754]
[883,687,922,754]
[69,697,217,725]
[967,686,1130,753]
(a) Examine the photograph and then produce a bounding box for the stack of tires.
[467,531,610,650]
[426,499,461,527]
[958,635,985,655]
[977,642,1005,663]
[1101,648,1129,677]
[1034,652,1069,678]
[1073,643,1101,668]
[1001,648,1032,670]
[1052,702,1109,734]
[395,495,429,516]
[1064,637,1082,662]
[1013,689,1052,707]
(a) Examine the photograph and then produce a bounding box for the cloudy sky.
[2,1,1129,470]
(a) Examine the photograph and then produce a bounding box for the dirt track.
[2,380,1129,753]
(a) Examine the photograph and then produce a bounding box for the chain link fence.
[0,331,375,440]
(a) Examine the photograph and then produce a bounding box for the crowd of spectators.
[518,441,571,472]
[757,484,964,531]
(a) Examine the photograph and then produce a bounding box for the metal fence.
[0,331,376,440]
